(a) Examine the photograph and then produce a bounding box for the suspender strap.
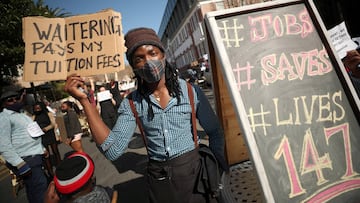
[186,82,199,148]
[128,96,148,151]
[128,82,199,152]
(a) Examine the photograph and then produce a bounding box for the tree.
[0,0,32,87]
[32,0,70,18]
[0,0,70,92]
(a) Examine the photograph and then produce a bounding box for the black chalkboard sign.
[205,0,360,202]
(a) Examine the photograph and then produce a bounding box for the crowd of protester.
[0,78,133,203]
[1,24,359,203]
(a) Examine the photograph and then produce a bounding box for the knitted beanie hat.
[125,27,165,65]
[54,152,95,194]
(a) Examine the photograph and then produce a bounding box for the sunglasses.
[6,97,18,103]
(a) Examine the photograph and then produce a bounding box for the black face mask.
[6,102,24,113]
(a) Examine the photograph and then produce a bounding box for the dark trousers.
[22,155,48,203]
[147,149,217,203]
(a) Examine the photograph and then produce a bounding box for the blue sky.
[43,0,167,34]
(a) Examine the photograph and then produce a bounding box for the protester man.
[64,27,228,203]
[0,89,48,203]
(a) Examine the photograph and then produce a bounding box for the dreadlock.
[135,61,182,121]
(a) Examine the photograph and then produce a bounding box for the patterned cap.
[54,152,95,194]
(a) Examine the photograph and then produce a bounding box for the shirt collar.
[2,108,16,115]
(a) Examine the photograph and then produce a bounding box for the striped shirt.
[100,79,225,163]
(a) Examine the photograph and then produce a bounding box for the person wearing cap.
[44,151,113,203]
[64,27,228,203]
[0,89,48,203]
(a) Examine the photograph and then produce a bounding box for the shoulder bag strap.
[128,96,148,151]
[187,82,199,148]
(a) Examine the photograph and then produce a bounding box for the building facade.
[158,0,359,76]
[158,0,271,73]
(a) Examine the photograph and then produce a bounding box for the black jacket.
[196,144,222,197]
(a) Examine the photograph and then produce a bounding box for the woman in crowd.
[60,101,84,152]
[32,101,61,177]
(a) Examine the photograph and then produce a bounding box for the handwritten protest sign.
[205,0,360,202]
[328,22,358,59]
[22,9,125,82]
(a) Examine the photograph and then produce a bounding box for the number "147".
[274,123,358,198]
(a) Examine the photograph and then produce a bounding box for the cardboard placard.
[205,0,360,202]
[22,9,125,82]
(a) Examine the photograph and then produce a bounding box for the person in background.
[313,0,360,97]
[32,101,62,177]
[97,85,118,129]
[44,100,57,116]
[44,151,114,203]
[104,74,123,110]
[61,101,84,152]
[83,77,97,108]
[342,49,360,96]
[0,89,48,203]
[186,68,198,83]
[64,27,228,203]
[43,100,62,142]
[108,79,123,109]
